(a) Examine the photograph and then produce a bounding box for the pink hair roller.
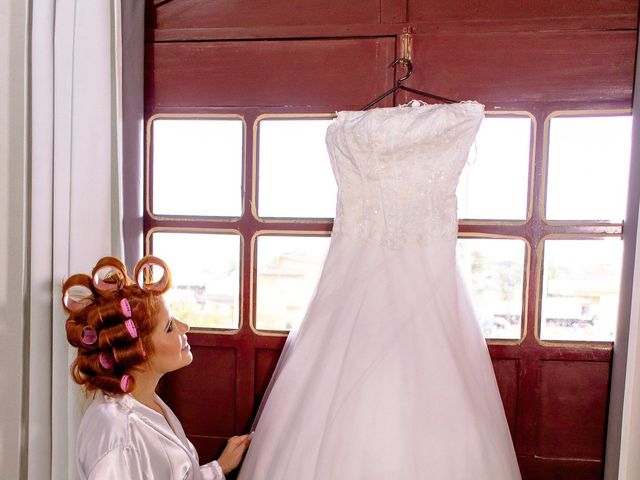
[120,298,132,318]
[99,352,114,369]
[81,326,97,345]
[120,374,131,393]
[124,319,138,339]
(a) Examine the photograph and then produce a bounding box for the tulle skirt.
[239,233,522,480]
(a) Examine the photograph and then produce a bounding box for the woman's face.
[147,297,193,375]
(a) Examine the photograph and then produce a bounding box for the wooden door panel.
[519,456,603,480]
[537,360,610,459]
[493,358,520,440]
[146,37,397,108]
[149,0,382,30]
[399,32,636,106]
[163,346,238,435]
[147,0,639,31]
[255,348,283,406]
[189,436,229,466]
[407,0,637,22]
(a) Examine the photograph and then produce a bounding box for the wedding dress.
[238,101,522,480]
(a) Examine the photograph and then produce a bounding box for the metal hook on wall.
[395,32,414,84]
[362,31,458,109]
[389,58,413,85]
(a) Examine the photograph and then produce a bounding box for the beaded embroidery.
[327,102,484,249]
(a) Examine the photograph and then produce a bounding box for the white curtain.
[30,1,128,477]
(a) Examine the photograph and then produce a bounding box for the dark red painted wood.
[146,0,637,42]
[149,0,382,30]
[146,38,397,108]
[144,2,637,478]
[254,349,283,406]
[397,31,636,106]
[149,0,639,27]
[492,358,520,439]
[161,346,238,434]
[407,0,637,23]
[518,456,603,480]
[537,360,610,459]
[382,0,408,24]
[146,34,635,112]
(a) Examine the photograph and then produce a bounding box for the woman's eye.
[167,321,174,332]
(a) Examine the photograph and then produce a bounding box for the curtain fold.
[29,1,133,477]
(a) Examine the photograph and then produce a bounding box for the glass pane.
[457,238,525,339]
[546,115,632,221]
[457,116,531,220]
[152,118,243,216]
[258,119,337,218]
[151,232,241,329]
[256,235,331,330]
[540,238,622,342]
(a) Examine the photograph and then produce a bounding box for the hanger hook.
[389,58,413,85]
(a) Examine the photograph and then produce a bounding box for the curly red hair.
[62,256,171,395]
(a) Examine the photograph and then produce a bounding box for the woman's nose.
[177,319,190,333]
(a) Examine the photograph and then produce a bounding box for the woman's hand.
[217,433,253,475]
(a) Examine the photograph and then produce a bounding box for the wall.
[620,211,640,478]
[618,27,640,480]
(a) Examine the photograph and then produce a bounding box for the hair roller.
[76,351,109,378]
[134,255,171,295]
[99,352,115,370]
[81,326,98,346]
[92,257,130,296]
[91,373,131,395]
[99,321,140,349]
[62,274,95,313]
[66,318,87,348]
[119,374,133,393]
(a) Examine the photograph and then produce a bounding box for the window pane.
[541,239,622,342]
[152,119,243,216]
[151,232,241,329]
[256,235,331,330]
[457,116,531,220]
[546,115,632,221]
[258,119,337,218]
[457,238,525,339]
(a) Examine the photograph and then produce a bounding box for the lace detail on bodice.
[325,101,484,249]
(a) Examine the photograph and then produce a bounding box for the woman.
[63,255,251,479]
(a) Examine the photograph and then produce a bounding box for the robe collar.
[103,393,200,469]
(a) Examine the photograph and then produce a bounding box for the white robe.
[77,392,225,480]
